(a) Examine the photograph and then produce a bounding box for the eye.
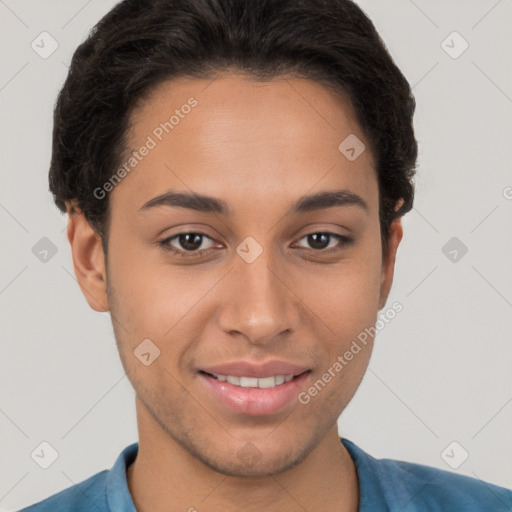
[294,232,353,254]
[159,232,216,257]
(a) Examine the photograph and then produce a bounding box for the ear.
[65,200,109,312]
[378,216,403,310]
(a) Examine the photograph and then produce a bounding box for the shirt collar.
[342,438,387,511]
[106,441,138,512]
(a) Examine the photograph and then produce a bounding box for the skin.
[65,72,403,512]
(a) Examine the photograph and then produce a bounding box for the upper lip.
[199,360,310,378]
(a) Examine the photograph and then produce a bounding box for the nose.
[217,245,302,346]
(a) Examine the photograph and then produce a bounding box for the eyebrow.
[139,189,368,215]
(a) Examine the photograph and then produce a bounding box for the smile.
[208,373,295,388]
[199,369,311,416]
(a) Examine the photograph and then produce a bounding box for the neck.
[127,397,359,512]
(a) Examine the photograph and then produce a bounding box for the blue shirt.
[18,438,512,511]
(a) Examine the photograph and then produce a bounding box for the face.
[69,72,402,477]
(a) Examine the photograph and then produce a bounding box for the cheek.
[297,250,382,336]
[106,240,222,366]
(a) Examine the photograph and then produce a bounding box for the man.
[19,0,512,510]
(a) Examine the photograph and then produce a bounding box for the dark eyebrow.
[292,189,368,214]
[140,191,233,215]
[139,189,368,215]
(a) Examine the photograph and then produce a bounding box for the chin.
[192,443,311,478]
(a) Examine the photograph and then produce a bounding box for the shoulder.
[342,438,512,511]
[17,442,138,512]
[376,456,512,511]
[17,470,109,512]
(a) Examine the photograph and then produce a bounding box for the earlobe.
[378,217,403,310]
[65,201,109,312]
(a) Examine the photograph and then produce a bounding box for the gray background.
[1,0,511,510]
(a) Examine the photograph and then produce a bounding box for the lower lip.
[199,371,311,416]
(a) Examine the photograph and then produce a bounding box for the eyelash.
[158,231,353,259]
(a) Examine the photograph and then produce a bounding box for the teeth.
[212,374,296,388]
[240,377,259,387]
[257,376,277,388]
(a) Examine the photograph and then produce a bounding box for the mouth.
[198,369,312,416]
[199,370,308,388]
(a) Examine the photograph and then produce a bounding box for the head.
[54,0,417,477]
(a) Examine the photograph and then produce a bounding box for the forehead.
[112,72,377,215]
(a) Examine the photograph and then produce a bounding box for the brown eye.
[295,232,352,253]
[159,232,215,257]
